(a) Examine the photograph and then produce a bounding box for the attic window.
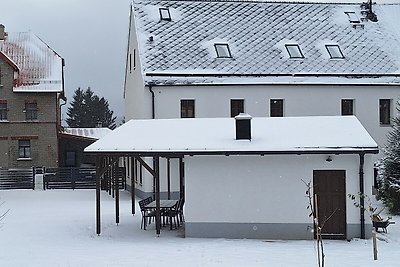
[285,44,304,59]
[214,43,232,58]
[159,7,171,21]
[345,12,360,23]
[326,45,345,59]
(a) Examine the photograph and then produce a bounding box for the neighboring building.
[0,25,65,168]
[59,127,112,167]
[85,115,378,239]
[124,0,400,198]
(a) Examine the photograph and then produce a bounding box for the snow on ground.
[0,190,399,267]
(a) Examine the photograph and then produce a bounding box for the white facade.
[184,154,374,239]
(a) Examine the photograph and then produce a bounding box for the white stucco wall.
[150,84,399,158]
[184,154,373,227]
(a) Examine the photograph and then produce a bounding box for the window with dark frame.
[345,11,360,23]
[25,101,38,120]
[159,7,171,21]
[326,45,345,59]
[341,99,354,116]
[181,99,195,118]
[270,99,284,117]
[214,43,232,58]
[230,99,244,117]
[380,99,391,125]
[0,100,7,120]
[285,44,304,59]
[18,140,31,159]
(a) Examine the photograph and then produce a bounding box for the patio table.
[144,199,178,230]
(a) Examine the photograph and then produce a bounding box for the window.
[341,99,354,116]
[65,151,76,167]
[345,11,360,23]
[214,43,232,58]
[380,99,391,125]
[230,99,244,117]
[159,7,171,21]
[0,100,7,120]
[25,101,38,120]
[270,99,284,117]
[181,99,195,118]
[285,44,304,58]
[326,45,345,59]
[18,140,31,159]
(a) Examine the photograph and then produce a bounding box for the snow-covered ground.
[0,190,399,267]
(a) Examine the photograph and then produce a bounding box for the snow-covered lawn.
[0,190,399,267]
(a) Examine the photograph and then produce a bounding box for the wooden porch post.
[179,157,185,200]
[131,156,136,215]
[155,156,161,236]
[115,161,120,225]
[167,157,171,200]
[96,156,101,235]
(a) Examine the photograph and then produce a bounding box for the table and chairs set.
[139,197,184,230]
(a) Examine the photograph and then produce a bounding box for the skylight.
[345,12,360,23]
[285,44,304,59]
[325,45,345,59]
[214,43,232,58]
[159,7,171,21]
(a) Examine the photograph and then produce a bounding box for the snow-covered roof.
[62,128,112,140]
[0,32,64,93]
[85,116,378,155]
[133,0,400,85]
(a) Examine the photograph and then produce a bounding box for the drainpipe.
[148,83,155,119]
[359,153,365,239]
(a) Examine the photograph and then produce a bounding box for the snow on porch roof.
[84,116,378,155]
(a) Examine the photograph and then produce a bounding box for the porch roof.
[85,116,378,156]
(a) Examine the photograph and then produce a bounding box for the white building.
[124,1,400,203]
[85,115,378,239]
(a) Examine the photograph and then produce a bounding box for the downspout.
[359,153,366,239]
[148,84,155,119]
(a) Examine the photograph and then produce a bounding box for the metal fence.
[43,167,96,190]
[0,168,35,190]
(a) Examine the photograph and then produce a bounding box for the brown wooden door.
[313,170,346,239]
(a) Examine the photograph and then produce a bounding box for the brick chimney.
[235,113,252,140]
[0,24,5,40]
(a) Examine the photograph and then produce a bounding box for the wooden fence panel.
[0,168,35,190]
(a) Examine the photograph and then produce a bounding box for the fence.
[0,168,35,190]
[43,167,96,190]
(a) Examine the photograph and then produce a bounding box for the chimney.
[235,113,252,140]
[0,24,5,40]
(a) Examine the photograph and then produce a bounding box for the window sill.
[0,120,9,123]
[380,124,392,127]
[17,158,32,161]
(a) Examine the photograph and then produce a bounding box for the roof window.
[214,43,232,58]
[325,45,345,59]
[345,12,360,23]
[285,44,304,59]
[159,7,171,21]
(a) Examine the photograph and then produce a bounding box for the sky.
[1,0,399,124]
[0,0,131,123]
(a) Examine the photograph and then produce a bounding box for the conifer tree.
[378,102,400,213]
[66,87,117,129]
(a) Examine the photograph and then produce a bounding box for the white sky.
[0,0,131,122]
[1,0,399,123]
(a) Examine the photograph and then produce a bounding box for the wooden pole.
[115,164,120,225]
[155,156,161,236]
[131,156,136,215]
[167,158,171,200]
[372,229,378,260]
[96,156,101,235]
